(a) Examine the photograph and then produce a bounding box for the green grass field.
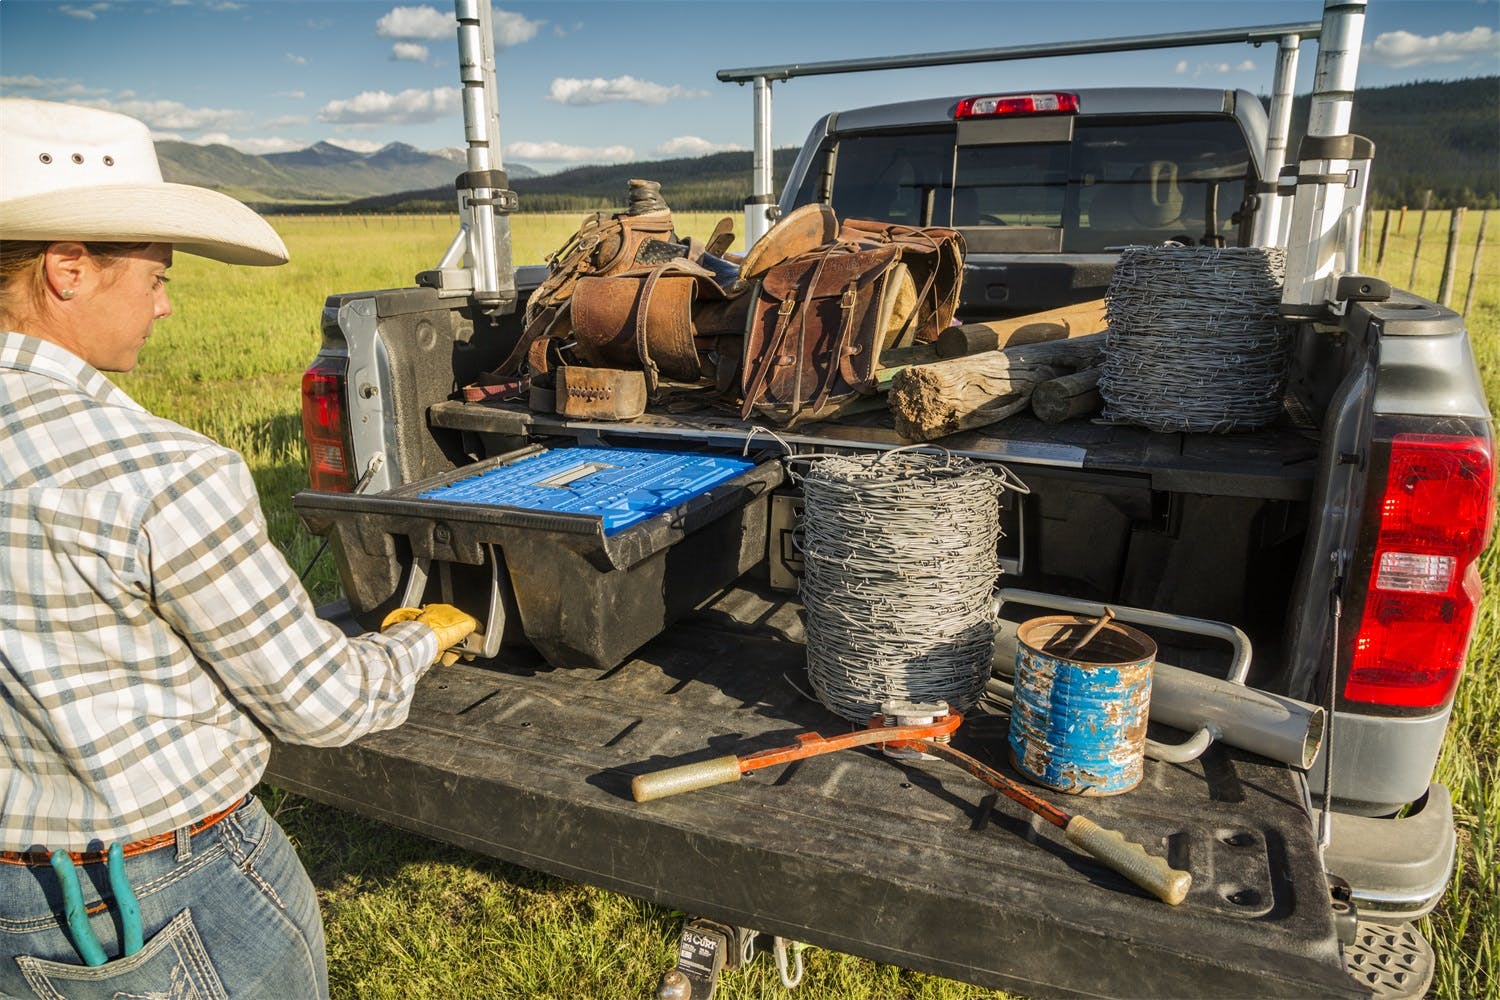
[114,210,1498,1000]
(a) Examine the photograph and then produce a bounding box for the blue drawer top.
[418,447,756,535]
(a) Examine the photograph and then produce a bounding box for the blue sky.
[2,0,1496,172]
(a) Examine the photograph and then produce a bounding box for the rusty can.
[1008,615,1157,795]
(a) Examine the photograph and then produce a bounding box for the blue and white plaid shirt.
[1,333,436,850]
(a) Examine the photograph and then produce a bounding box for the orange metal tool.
[630,711,961,803]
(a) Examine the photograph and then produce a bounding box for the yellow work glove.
[381,604,479,666]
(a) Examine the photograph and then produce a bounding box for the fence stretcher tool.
[632,701,1191,905]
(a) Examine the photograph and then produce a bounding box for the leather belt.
[0,797,246,868]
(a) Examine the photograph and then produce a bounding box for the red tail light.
[1345,433,1496,708]
[301,356,354,492]
[954,92,1079,119]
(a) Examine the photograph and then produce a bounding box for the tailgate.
[265,585,1361,999]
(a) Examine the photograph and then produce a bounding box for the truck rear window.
[823,117,1254,253]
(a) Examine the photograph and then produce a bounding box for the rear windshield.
[818,116,1255,252]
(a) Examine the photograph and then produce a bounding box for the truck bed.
[265,583,1361,999]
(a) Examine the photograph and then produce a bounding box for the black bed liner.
[265,584,1360,999]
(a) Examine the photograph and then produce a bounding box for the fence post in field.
[1398,205,1407,234]
[1375,209,1391,277]
[1408,190,1433,290]
[1438,208,1466,308]
[1463,209,1489,317]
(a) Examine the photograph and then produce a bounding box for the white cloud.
[391,42,429,62]
[1,75,58,89]
[547,75,708,106]
[274,90,306,100]
[492,8,542,46]
[206,2,245,11]
[655,136,746,157]
[84,98,245,132]
[1364,26,1498,68]
[286,53,308,65]
[376,5,454,39]
[318,87,461,126]
[58,4,109,21]
[506,140,635,163]
[1184,59,1259,78]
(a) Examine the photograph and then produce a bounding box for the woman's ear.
[42,242,91,302]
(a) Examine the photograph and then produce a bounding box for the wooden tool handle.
[631,756,742,802]
[1065,816,1192,905]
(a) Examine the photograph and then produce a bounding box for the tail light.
[301,356,354,492]
[1345,432,1496,708]
[954,92,1079,119]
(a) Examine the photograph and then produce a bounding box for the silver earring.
[59,289,76,300]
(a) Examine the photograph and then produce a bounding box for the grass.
[115,210,1498,999]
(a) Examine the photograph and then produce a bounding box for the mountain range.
[156,139,538,206]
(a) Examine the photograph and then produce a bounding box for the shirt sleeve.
[141,444,439,747]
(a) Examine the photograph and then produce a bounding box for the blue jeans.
[0,794,327,1000]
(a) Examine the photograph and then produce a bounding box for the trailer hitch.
[633,701,1190,905]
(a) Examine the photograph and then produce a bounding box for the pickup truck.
[268,2,1490,996]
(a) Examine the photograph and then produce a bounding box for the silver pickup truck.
[271,2,1490,996]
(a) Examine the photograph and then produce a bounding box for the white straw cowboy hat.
[0,99,288,266]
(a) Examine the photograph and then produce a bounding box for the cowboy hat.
[0,99,288,266]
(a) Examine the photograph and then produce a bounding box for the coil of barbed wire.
[1099,245,1290,433]
[797,449,1027,723]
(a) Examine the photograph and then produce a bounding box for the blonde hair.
[0,241,150,329]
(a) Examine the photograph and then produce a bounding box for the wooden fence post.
[1463,209,1489,317]
[1376,209,1391,277]
[1408,190,1433,290]
[1438,207,1466,308]
[1398,205,1407,234]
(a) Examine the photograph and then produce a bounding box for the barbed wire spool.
[1099,245,1291,433]
[797,449,1026,722]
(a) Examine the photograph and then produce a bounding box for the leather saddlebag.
[569,260,750,392]
[739,241,905,424]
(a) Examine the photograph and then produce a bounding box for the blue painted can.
[1008,615,1157,796]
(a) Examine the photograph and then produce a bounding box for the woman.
[0,99,475,998]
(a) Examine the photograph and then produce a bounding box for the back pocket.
[15,907,227,1000]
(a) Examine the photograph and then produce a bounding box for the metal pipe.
[718,21,1323,82]
[1256,33,1303,247]
[452,0,515,312]
[1280,0,1370,314]
[745,76,777,248]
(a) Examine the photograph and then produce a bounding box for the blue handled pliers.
[49,844,142,966]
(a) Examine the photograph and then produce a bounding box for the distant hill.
[280,147,802,215]
[156,139,539,205]
[1284,77,1498,209]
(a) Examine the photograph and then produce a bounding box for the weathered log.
[943,297,1107,352]
[889,333,1107,441]
[1031,367,1103,424]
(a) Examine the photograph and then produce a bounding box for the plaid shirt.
[1,333,436,850]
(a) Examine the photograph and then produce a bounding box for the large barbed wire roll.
[1099,245,1290,433]
[797,450,1026,722]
